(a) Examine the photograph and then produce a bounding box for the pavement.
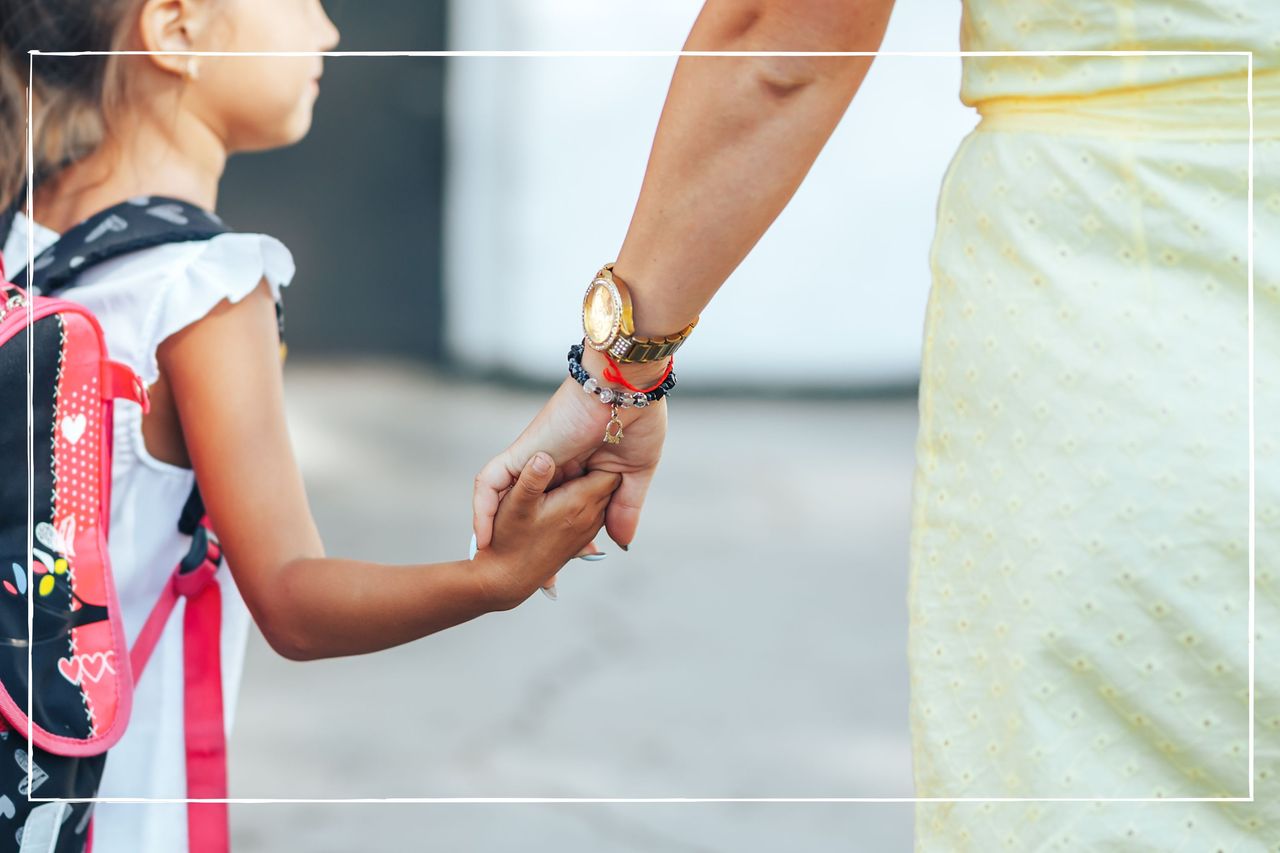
[227,357,920,852]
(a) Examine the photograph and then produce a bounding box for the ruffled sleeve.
[136,233,295,386]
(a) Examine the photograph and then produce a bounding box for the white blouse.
[3,211,295,852]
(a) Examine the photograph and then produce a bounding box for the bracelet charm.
[604,408,625,444]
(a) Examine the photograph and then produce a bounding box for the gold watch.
[581,263,697,363]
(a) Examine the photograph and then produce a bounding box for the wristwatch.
[581,263,698,363]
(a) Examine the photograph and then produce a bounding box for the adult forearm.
[606,1,893,383]
[267,554,502,661]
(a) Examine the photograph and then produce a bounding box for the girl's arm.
[157,278,620,662]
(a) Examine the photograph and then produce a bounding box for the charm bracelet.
[566,342,677,445]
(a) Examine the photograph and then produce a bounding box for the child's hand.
[475,451,621,610]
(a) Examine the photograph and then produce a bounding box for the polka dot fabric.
[906,29,1280,853]
[50,312,119,741]
[53,367,100,540]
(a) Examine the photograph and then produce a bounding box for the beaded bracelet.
[567,342,677,444]
[567,343,675,405]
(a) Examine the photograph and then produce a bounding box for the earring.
[185,57,200,80]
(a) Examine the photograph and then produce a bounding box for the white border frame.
[19,48,1255,806]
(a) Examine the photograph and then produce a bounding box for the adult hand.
[473,373,669,554]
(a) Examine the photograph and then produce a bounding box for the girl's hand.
[475,451,622,610]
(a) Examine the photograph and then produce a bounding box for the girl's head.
[1,0,340,208]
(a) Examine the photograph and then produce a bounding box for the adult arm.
[473,0,897,550]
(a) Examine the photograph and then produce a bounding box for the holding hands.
[471,264,691,603]
[471,371,669,600]
[472,370,669,553]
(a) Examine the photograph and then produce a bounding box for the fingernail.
[531,453,551,474]
[541,583,558,600]
[577,553,607,561]
[620,543,630,552]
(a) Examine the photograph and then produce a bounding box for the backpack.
[0,194,287,853]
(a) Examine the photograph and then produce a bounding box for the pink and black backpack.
[0,195,286,853]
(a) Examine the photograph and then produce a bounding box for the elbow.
[752,57,825,99]
[265,625,312,662]
[261,610,312,662]
[257,560,315,662]
[700,0,896,93]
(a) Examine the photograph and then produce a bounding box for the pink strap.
[129,576,178,682]
[129,516,229,853]
[101,359,150,414]
[183,575,228,851]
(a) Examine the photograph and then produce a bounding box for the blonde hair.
[0,0,146,210]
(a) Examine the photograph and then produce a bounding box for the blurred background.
[217,0,979,850]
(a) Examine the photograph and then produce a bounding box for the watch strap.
[609,319,698,363]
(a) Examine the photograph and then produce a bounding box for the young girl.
[0,1,618,850]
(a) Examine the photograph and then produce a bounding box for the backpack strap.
[127,510,229,853]
[7,195,229,297]
[3,194,289,353]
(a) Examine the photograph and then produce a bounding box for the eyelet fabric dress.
[906,2,1279,850]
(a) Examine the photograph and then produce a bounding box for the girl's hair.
[0,0,144,210]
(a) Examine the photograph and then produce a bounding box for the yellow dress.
[907,2,1280,849]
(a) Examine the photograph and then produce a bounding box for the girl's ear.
[136,0,213,78]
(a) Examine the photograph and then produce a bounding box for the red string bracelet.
[603,351,674,394]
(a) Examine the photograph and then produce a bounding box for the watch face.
[583,279,619,347]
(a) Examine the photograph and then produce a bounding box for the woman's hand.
[474,451,623,610]
[473,373,669,554]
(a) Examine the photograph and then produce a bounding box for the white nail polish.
[541,584,558,600]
